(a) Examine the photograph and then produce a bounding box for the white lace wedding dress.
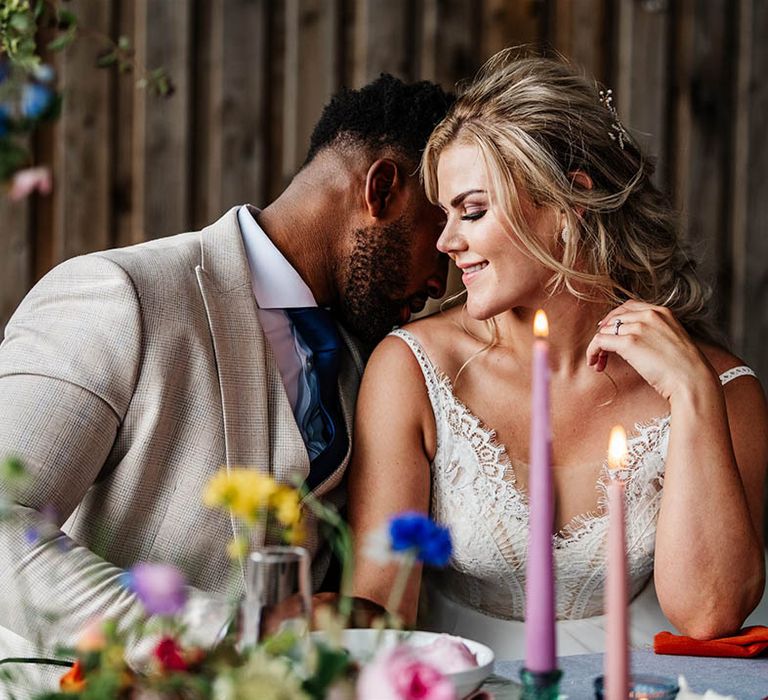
[391,328,757,659]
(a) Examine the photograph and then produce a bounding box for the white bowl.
[314,628,494,699]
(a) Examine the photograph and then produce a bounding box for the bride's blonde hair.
[422,49,714,341]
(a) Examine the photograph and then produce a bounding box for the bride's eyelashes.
[461,210,487,221]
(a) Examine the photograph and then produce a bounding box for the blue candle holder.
[520,667,562,699]
[593,673,679,699]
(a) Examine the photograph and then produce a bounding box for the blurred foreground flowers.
[0,459,457,699]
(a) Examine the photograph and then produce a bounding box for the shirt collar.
[237,205,317,309]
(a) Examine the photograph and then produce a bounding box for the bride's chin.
[464,299,496,322]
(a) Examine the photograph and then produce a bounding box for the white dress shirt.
[237,205,326,459]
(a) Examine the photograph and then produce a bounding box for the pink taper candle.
[605,425,629,699]
[524,310,556,673]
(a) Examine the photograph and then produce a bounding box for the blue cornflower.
[21,83,53,119]
[388,512,452,566]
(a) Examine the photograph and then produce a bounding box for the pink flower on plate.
[8,166,52,201]
[357,645,456,700]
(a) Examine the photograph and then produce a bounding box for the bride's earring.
[560,225,569,244]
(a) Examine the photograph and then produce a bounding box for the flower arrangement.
[0,459,464,700]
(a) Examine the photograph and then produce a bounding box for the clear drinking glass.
[593,674,679,699]
[238,546,312,649]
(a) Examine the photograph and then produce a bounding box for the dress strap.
[388,329,444,413]
[719,365,757,385]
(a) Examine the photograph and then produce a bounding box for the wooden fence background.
[1,0,767,383]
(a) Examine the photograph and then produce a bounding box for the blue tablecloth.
[493,650,768,699]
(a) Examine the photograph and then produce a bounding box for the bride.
[348,51,767,658]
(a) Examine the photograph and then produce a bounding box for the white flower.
[363,523,405,565]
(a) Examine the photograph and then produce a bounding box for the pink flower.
[357,645,456,700]
[8,166,52,201]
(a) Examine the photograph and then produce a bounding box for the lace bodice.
[391,329,756,622]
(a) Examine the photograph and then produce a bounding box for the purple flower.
[389,512,452,567]
[21,83,53,119]
[122,562,187,616]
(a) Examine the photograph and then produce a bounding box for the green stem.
[0,657,72,668]
[386,551,416,627]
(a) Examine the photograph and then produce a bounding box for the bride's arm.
[348,335,436,625]
[587,301,767,638]
[654,358,767,637]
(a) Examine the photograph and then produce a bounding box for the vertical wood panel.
[53,0,112,261]
[482,0,543,60]
[132,0,192,240]
[114,0,137,247]
[0,199,30,330]
[671,0,733,326]
[549,0,609,80]
[196,0,269,223]
[354,0,412,85]
[283,0,340,179]
[615,0,671,188]
[419,0,478,88]
[731,0,768,378]
[268,1,288,200]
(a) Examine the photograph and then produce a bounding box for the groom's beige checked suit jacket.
[0,207,365,662]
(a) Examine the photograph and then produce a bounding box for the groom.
[0,75,451,668]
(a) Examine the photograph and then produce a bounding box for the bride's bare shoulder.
[396,305,488,377]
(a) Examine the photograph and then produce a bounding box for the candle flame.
[607,425,628,470]
[533,310,549,338]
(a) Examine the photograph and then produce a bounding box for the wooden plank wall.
[1,0,766,387]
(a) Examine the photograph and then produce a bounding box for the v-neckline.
[427,359,671,542]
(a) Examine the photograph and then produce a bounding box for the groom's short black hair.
[304,74,453,167]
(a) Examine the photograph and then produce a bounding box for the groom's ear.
[364,159,400,219]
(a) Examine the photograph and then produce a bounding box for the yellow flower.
[227,536,249,560]
[203,470,239,508]
[284,520,305,545]
[204,469,278,524]
[270,486,301,527]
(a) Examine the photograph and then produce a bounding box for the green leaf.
[0,456,26,482]
[117,35,131,51]
[302,643,351,700]
[56,9,77,30]
[9,13,31,32]
[261,627,299,656]
[95,51,117,68]
[46,30,76,52]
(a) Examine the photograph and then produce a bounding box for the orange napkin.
[654,625,768,658]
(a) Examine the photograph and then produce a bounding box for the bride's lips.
[460,261,488,284]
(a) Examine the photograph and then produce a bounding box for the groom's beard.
[338,218,413,348]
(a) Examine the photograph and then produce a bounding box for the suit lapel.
[195,208,309,574]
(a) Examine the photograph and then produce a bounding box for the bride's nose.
[436,218,465,255]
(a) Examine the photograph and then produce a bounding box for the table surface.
[492,650,768,699]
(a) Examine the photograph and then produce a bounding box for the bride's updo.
[422,49,713,340]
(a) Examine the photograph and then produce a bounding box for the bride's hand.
[585,300,716,402]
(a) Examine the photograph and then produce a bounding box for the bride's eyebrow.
[450,189,487,207]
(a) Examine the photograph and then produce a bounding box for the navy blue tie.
[285,307,348,490]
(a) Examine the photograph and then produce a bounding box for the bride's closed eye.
[461,210,487,221]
